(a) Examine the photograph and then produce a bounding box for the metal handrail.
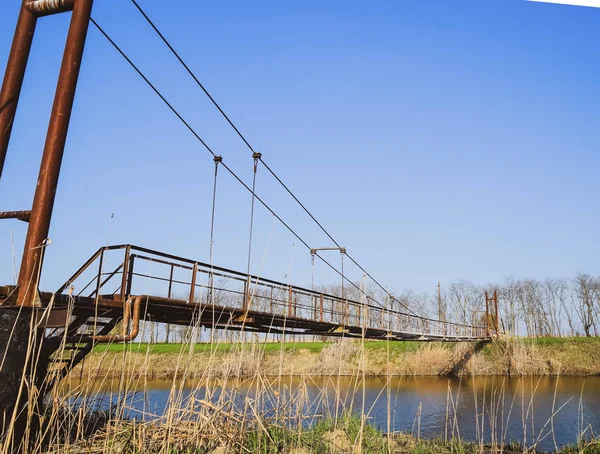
[57,244,490,339]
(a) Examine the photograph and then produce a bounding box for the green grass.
[94,341,327,355]
[561,442,600,454]
[241,416,600,454]
[526,336,600,346]
[93,340,432,355]
[242,414,389,454]
[93,336,598,360]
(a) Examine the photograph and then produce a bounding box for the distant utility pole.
[437,282,445,322]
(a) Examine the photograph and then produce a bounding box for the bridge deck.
[0,244,489,342]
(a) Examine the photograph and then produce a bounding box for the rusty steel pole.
[494,290,499,333]
[485,291,490,336]
[17,0,94,307]
[0,2,38,179]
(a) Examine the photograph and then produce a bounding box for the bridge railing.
[58,244,489,339]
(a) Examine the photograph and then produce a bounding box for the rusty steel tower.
[0,0,93,307]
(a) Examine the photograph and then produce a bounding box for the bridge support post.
[493,290,499,334]
[0,308,53,452]
[119,246,131,302]
[485,290,499,336]
[485,291,490,336]
[0,2,38,179]
[319,294,323,322]
[189,263,198,303]
[0,309,29,444]
[243,278,249,311]
[0,1,94,448]
[16,0,94,307]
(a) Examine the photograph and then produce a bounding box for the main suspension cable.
[130,0,256,153]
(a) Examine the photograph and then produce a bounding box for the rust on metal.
[89,262,123,298]
[485,291,490,336]
[167,264,174,298]
[56,247,102,294]
[0,2,37,179]
[70,295,143,343]
[125,254,135,296]
[485,290,500,334]
[319,294,324,322]
[17,0,94,307]
[3,244,490,353]
[37,308,70,328]
[0,210,31,222]
[344,300,349,326]
[243,277,249,311]
[493,290,499,333]
[119,245,131,301]
[25,0,74,17]
[189,262,198,303]
[93,247,105,300]
[233,314,253,323]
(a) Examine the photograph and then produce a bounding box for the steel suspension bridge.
[0,0,497,396]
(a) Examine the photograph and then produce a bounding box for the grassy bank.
[10,338,600,452]
[77,337,600,378]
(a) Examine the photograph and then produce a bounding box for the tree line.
[405,274,600,337]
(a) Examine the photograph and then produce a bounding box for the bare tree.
[543,278,566,337]
[573,274,598,337]
[500,277,519,335]
[447,280,482,326]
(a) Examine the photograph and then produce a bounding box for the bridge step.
[43,315,120,392]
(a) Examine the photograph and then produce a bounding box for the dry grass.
[1,308,599,453]
[470,337,600,376]
[72,337,600,379]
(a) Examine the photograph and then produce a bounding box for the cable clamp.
[214,155,223,164]
[252,152,262,160]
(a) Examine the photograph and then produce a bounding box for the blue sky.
[0,0,599,297]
